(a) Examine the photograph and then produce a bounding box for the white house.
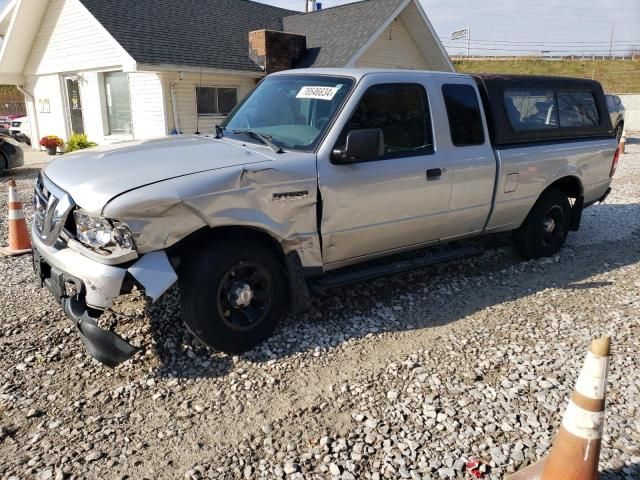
[0,0,453,149]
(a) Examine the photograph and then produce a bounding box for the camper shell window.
[474,74,613,146]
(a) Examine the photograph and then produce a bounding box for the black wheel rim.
[541,205,565,247]
[217,261,272,332]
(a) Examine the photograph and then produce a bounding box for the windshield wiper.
[232,129,284,154]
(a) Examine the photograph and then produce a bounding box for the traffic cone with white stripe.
[506,336,611,480]
[0,179,32,256]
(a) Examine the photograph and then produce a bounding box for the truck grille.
[33,174,75,246]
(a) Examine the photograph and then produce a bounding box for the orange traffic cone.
[506,336,610,480]
[619,132,626,154]
[0,179,32,256]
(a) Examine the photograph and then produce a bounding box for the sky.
[0,0,638,56]
[257,0,640,57]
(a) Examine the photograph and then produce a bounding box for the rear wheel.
[615,123,624,142]
[513,188,571,260]
[179,239,287,354]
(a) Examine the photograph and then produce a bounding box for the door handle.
[426,168,444,180]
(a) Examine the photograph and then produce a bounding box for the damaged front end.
[32,173,178,367]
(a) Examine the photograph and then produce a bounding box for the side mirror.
[332,128,384,164]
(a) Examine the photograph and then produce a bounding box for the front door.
[65,78,84,134]
[318,81,452,266]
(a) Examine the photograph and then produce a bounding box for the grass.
[454,59,640,94]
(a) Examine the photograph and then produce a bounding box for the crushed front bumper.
[32,233,177,367]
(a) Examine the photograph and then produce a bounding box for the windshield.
[223,75,355,151]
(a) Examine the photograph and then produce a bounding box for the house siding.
[24,0,133,76]
[129,72,167,139]
[161,72,259,135]
[355,18,429,70]
[25,74,66,141]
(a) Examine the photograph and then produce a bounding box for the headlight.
[73,211,135,250]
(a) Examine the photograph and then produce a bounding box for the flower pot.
[46,146,57,156]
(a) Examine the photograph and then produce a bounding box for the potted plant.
[40,135,64,155]
[64,133,97,153]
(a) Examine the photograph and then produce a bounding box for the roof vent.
[249,30,307,74]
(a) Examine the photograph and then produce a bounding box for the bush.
[39,135,64,149]
[65,133,97,153]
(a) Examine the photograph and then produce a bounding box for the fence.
[451,55,638,61]
[0,92,25,116]
[618,95,640,132]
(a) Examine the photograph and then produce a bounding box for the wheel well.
[547,176,582,199]
[167,225,286,268]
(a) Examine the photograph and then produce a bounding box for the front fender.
[102,166,323,269]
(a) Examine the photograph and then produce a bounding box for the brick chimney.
[248,30,306,74]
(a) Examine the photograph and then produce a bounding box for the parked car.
[0,114,24,136]
[606,94,625,141]
[0,113,26,128]
[9,115,31,145]
[31,69,618,367]
[0,136,25,175]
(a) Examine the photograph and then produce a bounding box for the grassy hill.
[454,58,640,94]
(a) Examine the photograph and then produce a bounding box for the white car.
[10,116,31,145]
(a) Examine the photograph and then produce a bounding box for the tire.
[512,188,572,260]
[179,239,287,354]
[0,154,6,176]
[615,123,623,143]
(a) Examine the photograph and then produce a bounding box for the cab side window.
[338,83,433,160]
[442,84,485,146]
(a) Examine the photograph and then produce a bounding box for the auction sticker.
[297,86,340,101]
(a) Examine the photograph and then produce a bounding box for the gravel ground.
[1,140,639,480]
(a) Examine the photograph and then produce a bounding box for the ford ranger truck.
[31,69,618,366]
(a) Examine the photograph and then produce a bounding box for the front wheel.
[512,188,571,260]
[179,240,288,354]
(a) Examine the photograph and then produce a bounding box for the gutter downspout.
[16,85,39,150]
[170,73,183,134]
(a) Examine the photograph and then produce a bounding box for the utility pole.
[608,22,615,58]
[467,27,471,58]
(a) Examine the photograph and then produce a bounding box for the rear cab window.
[337,83,434,161]
[442,84,485,146]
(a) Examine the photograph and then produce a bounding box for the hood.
[43,135,276,213]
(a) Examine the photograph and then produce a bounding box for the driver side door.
[317,79,452,267]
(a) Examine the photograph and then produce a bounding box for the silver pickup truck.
[31,69,618,366]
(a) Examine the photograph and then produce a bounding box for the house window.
[196,87,238,115]
[104,72,132,135]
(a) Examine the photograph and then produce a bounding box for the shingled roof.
[283,0,405,68]
[79,0,414,72]
[79,0,296,72]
